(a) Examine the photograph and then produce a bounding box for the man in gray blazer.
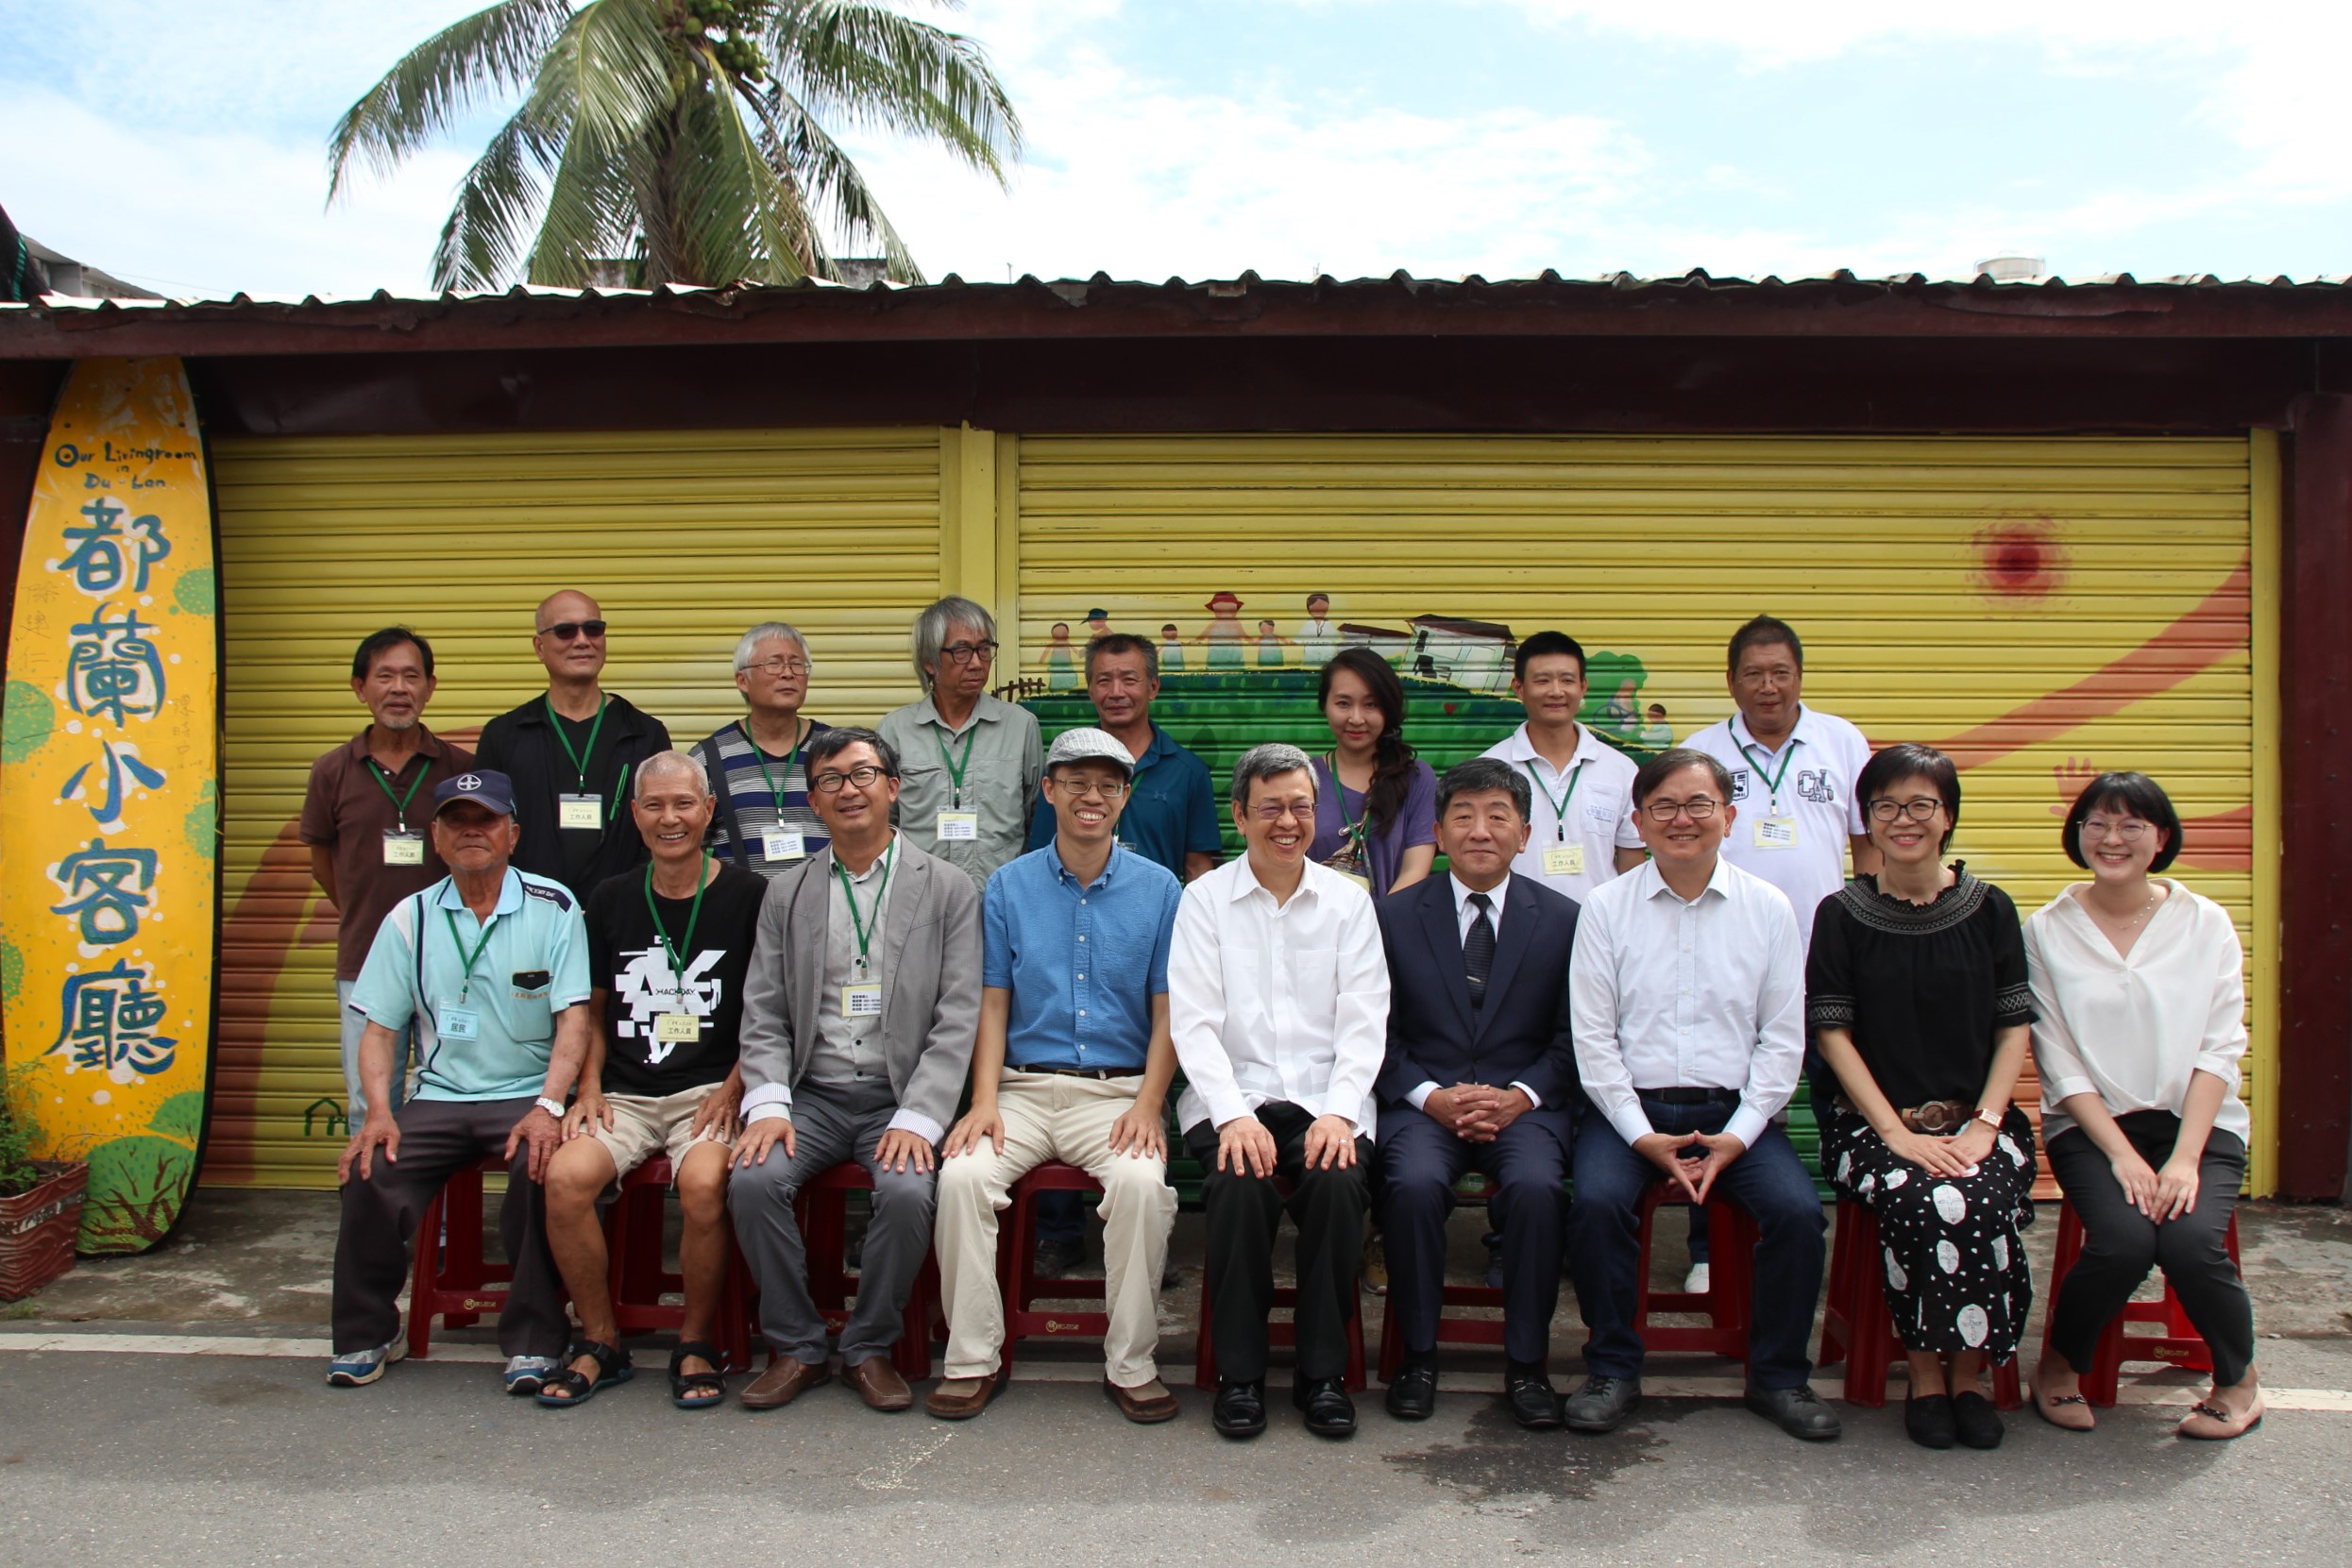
[730,727,982,1413]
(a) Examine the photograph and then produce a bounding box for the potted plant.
[0,1063,88,1302]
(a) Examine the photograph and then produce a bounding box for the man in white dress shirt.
[1173,742,1390,1442]
[1563,747,1839,1442]
[1684,615,1877,953]
[1480,630,1646,906]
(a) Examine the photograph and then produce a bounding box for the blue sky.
[2,0,2344,297]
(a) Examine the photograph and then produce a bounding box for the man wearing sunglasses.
[877,595,1042,893]
[474,590,672,901]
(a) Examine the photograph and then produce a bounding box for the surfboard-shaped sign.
[2,357,217,1254]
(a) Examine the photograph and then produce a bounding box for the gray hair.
[912,596,996,686]
[1229,742,1318,810]
[733,621,810,673]
[635,749,711,799]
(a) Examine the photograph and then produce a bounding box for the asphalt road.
[3,1338,2346,1567]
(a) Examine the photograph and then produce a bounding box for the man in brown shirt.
[300,627,472,1118]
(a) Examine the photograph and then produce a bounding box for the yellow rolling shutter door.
[211,429,943,1186]
[1015,433,2266,1176]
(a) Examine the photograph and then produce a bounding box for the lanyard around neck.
[368,758,427,829]
[745,718,807,812]
[834,841,896,969]
[1738,730,1799,806]
[933,721,978,808]
[546,694,609,790]
[1323,752,1366,846]
[1521,757,1583,841]
[642,856,712,990]
[443,905,499,1004]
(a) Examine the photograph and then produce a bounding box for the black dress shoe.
[1746,1382,1843,1442]
[1211,1378,1266,1440]
[1384,1357,1438,1421]
[1905,1392,1957,1449]
[1565,1374,1642,1433]
[1293,1374,1357,1438]
[1951,1390,2005,1450]
[1505,1362,1565,1430]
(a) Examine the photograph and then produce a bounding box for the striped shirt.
[689,719,833,879]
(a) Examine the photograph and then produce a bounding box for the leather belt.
[1007,1064,1135,1081]
[1832,1094,1979,1135]
[1641,1087,1740,1106]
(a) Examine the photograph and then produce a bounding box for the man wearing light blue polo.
[328,768,597,1396]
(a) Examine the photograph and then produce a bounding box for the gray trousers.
[331,1096,567,1357]
[729,1078,939,1368]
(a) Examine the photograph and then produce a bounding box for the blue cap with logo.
[433,768,517,818]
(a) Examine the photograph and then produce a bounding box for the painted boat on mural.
[1,357,218,1254]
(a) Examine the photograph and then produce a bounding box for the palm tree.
[328,0,1019,290]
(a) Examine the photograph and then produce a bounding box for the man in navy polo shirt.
[929,728,1185,1424]
[327,768,596,1395]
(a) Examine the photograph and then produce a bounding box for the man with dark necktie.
[1374,758,1582,1428]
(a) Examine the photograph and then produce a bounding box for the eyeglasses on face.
[1641,797,1719,822]
[939,639,999,666]
[811,764,889,793]
[743,657,812,678]
[1869,798,1944,823]
[1050,777,1128,801]
[1249,801,1316,823]
[2080,817,2149,842]
[537,619,607,641]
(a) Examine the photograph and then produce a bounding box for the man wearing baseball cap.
[326,767,597,1397]
[927,728,1185,1422]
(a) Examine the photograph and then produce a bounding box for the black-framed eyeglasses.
[1868,799,1943,823]
[743,657,811,678]
[538,619,607,641]
[1641,797,1719,822]
[939,639,999,665]
[811,764,889,793]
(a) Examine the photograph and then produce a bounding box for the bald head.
[532,588,608,687]
[536,589,600,631]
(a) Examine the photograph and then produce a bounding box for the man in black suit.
[1375,757,1582,1429]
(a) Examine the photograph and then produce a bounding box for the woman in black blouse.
[1808,743,2039,1451]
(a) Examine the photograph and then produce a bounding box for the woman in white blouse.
[2022,771,2259,1440]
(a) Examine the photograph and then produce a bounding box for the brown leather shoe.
[1104,1376,1180,1424]
[739,1355,830,1410]
[924,1368,1007,1420]
[845,1355,915,1412]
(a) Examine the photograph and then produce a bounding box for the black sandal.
[535,1340,634,1408]
[669,1341,728,1409]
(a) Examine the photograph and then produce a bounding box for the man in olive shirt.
[302,627,472,1118]
[474,589,671,901]
[877,596,1041,893]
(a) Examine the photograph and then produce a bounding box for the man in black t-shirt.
[536,750,766,1410]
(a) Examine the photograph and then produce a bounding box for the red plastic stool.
[406,1157,511,1360]
[993,1162,1109,1377]
[1192,1174,1368,1392]
[2039,1198,2242,1408]
[1818,1199,2024,1409]
[780,1161,939,1381]
[1630,1182,1762,1359]
[1376,1172,1506,1383]
[602,1155,757,1374]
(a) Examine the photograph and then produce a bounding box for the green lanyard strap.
[932,721,978,809]
[745,718,807,813]
[368,759,427,830]
[833,842,896,971]
[545,695,609,791]
[1323,752,1367,848]
[1521,758,1583,842]
[642,856,712,992]
[1738,734,1799,809]
[443,906,499,1004]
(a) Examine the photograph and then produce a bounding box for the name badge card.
[1542,842,1585,877]
[935,810,980,842]
[652,1012,701,1044]
[438,1006,481,1040]
[1753,817,1799,851]
[761,828,806,862]
[841,983,884,1017]
[558,793,602,830]
[381,830,425,866]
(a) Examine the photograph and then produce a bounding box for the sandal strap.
[566,1339,629,1377]
[668,1340,724,1371]
[539,1367,598,1400]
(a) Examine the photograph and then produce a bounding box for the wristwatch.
[535,1096,567,1120]
[1973,1105,2003,1132]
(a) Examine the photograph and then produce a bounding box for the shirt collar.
[1451,872,1508,918]
[1497,722,1602,771]
[838,832,897,884]
[916,691,1000,733]
[1637,853,1734,907]
[1045,838,1120,890]
[1131,724,1177,769]
[1729,705,1810,759]
[1231,854,1318,905]
[347,725,448,762]
[434,866,525,916]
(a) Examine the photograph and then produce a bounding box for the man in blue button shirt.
[327,768,597,1395]
[929,728,1185,1424]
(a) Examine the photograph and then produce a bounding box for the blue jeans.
[1565,1097,1825,1390]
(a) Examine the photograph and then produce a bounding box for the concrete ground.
[3,1190,2347,1567]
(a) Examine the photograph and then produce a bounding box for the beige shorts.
[588,1085,735,1180]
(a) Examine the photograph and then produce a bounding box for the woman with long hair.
[1308,647,1436,898]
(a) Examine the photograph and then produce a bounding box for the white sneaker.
[1683,1263,1711,1294]
[327,1338,407,1387]
[503,1354,562,1395]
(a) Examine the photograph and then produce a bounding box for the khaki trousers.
[937,1071,1176,1387]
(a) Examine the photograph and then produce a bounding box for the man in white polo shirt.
[1684,615,1877,952]
[1481,631,1645,907]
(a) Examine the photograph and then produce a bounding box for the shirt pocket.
[1286,946,1340,1019]
[507,972,555,1041]
[1582,786,1626,833]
